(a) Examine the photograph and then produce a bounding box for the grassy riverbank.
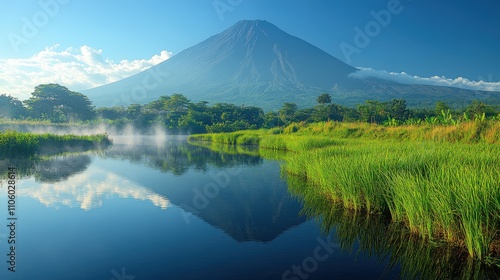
[0,130,112,158]
[188,121,500,261]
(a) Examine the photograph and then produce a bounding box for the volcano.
[83,20,499,110]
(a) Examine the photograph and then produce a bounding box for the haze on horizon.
[1,0,499,100]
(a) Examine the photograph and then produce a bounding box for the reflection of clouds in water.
[21,168,170,210]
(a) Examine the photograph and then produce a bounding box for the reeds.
[189,120,500,260]
[288,120,500,144]
[282,139,500,259]
[288,175,500,279]
[0,130,40,157]
[0,131,111,158]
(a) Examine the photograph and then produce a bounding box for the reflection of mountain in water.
[4,137,305,242]
[103,138,305,242]
[156,160,306,242]
[21,167,170,210]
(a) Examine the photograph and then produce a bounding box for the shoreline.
[0,130,112,159]
[188,121,500,263]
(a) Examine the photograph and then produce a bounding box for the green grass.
[288,120,500,144]
[294,140,500,260]
[188,121,500,261]
[0,130,112,158]
[288,175,500,279]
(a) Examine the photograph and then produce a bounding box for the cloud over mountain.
[0,44,172,100]
[350,67,500,92]
[81,20,500,109]
[2,20,499,108]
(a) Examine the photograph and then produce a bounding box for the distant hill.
[82,20,500,110]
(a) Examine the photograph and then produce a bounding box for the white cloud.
[0,44,173,100]
[350,67,500,92]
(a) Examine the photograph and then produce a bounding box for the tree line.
[1,84,499,133]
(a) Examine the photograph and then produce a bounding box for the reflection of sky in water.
[0,140,410,280]
[19,166,170,210]
[0,137,492,279]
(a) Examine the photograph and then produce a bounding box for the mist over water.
[109,124,177,146]
[2,123,177,146]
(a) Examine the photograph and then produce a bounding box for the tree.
[163,94,190,129]
[209,103,237,124]
[317,93,332,105]
[240,106,264,127]
[390,99,409,121]
[24,84,95,122]
[127,104,143,119]
[176,101,211,133]
[263,111,280,128]
[145,95,171,113]
[166,94,190,114]
[339,106,359,122]
[312,103,343,122]
[96,106,127,120]
[357,100,388,123]
[279,102,297,125]
[314,94,336,122]
[295,108,314,122]
[0,94,27,119]
[435,101,451,116]
[466,100,495,119]
[183,101,212,132]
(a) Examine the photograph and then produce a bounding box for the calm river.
[0,136,496,279]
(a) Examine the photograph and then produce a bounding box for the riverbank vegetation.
[0,131,111,158]
[286,175,500,279]
[188,121,500,263]
[2,84,500,134]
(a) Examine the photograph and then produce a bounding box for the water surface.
[1,136,494,279]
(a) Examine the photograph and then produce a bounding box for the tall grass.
[0,130,39,157]
[293,140,500,259]
[189,121,500,260]
[289,120,500,144]
[0,131,111,158]
[287,176,500,279]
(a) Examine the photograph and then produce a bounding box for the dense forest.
[1,83,499,133]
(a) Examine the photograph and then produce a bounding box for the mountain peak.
[223,19,279,40]
[233,19,271,27]
[83,19,358,109]
[235,19,268,24]
[83,20,497,110]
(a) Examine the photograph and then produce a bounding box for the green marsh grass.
[0,130,111,158]
[189,121,500,261]
[290,120,500,144]
[287,140,500,259]
[287,175,500,279]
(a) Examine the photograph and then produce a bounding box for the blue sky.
[1,0,500,99]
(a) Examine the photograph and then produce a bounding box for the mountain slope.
[83,20,499,110]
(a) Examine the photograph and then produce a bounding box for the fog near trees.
[1,84,499,134]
